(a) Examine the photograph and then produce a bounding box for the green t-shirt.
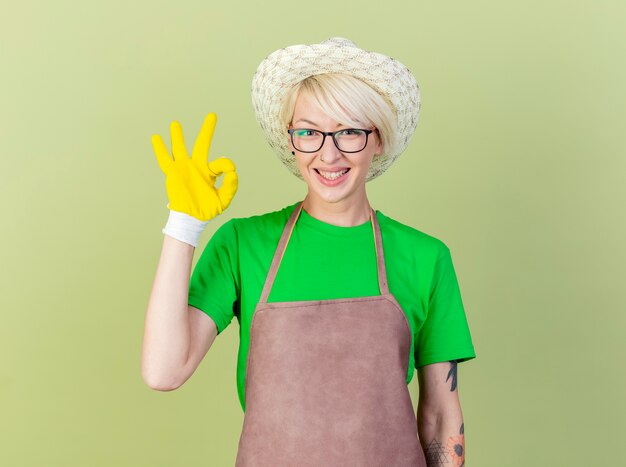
[188,201,476,412]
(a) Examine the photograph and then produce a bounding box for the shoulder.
[231,201,298,230]
[224,201,299,247]
[376,210,450,261]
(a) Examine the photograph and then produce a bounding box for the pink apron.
[235,201,427,466]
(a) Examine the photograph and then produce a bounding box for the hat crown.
[322,37,358,48]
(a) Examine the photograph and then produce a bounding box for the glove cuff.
[162,208,209,247]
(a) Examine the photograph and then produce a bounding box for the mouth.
[313,168,351,185]
[314,168,350,179]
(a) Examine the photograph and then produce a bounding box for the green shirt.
[188,201,476,412]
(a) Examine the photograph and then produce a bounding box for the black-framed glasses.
[287,128,374,153]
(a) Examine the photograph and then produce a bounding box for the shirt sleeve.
[188,218,240,335]
[414,244,477,368]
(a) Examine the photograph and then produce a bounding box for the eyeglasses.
[287,128,374,153]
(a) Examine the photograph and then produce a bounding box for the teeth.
[318,169,348,180]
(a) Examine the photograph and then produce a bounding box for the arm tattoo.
[425,439,449,466]
[424,422,465,466]
[446,360,458,391]
[448,422,465,466]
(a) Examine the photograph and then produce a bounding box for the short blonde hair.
[278,73,398,156]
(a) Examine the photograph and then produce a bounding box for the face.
[288,92,383,208]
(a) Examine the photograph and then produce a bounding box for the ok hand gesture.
[152,113,238,222]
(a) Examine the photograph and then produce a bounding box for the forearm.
[141,234,195,390]
[418,407,466,466]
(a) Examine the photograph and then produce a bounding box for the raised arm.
[416,360,466,466]
[141,113,238,390]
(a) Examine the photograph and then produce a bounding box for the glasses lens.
[292,129,324,152]
[335,129,367,152]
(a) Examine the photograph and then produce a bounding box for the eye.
[339,128,365,137]
[294,129,318,137]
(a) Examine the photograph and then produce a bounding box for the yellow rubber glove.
[152,112,238,222]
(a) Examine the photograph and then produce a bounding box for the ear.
[376,138,383,156]
[286,126,294,151]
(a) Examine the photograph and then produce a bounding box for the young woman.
[142,37,476,467]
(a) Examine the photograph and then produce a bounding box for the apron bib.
[235,201,427,466]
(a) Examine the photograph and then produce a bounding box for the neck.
[301,193,373,227]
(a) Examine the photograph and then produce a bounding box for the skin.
[287,91,383,227]
[418,360,466,466]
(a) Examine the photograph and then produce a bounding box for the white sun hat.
[251,36,421,182]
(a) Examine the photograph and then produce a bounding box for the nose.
[318,133,343,163]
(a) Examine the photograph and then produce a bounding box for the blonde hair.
[278,73,398,156]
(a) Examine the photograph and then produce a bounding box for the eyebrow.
[293,118,345,128]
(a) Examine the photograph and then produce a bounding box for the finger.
[207,157,236,177]
[208,158,238,205]
[170,120,188,160]
[192,113,217,163]
[218,170,239,206]
[151,134,172,174]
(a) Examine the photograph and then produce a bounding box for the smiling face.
[288,91,383,210]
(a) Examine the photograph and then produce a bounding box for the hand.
[152,112,238,222]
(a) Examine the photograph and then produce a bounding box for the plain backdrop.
[1,1,624,466]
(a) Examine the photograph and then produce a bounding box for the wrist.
[162,207,209,247]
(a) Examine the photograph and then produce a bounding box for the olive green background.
[1,1,624,466]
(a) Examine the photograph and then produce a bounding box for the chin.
[310,183,361,205]
[317,192,349,203]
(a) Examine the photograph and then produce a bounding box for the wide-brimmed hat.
[251,37,421,181]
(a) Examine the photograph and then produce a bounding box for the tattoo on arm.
[446,360,458,391]
[424,439,449,466]
[424,422,465,466]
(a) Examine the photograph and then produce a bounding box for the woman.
[142,37,476,466]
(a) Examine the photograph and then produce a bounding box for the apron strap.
[259,202,303,303]
[371,204,390,296]
[259,201,390,304]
